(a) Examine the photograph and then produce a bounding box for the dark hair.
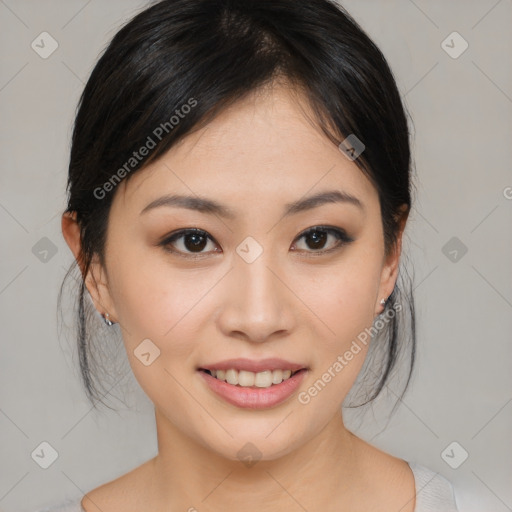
[59,0,416,410]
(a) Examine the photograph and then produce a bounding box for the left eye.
[291,226,353,253]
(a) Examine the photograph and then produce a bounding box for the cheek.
[106,253,217,403]
[107,247,224,351]
[292,253,382,388]
[294,255,381,345]
[292,264,380,411]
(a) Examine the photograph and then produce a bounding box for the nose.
[216,251,296,343]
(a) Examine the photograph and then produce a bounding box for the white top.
[34,462,459,512]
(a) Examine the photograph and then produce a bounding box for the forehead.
[116,84,378,216]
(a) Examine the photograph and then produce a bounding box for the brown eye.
[182,232,208,252]
[304,229,328,250]
[160,228,219,257]
[292,226,353,253]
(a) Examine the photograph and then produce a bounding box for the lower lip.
[198,369,308,409]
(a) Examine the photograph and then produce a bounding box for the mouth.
[198,367,306,388]
[197,365,308,409]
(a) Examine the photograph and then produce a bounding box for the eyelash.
[159,226,354,259]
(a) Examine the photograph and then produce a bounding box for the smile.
[198,368,308,409]
[200,368,300,388]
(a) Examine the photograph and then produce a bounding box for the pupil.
[185,233,207,252]
[306,230,327,250]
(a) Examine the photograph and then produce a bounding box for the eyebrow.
[140,190,364,219]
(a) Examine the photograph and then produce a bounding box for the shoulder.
[408,462,459,511]
[31,463,149,512]
[79,458,157,512]
[33,498,84,512]
[353,437,459,512]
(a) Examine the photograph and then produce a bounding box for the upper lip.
[198,358,307,373]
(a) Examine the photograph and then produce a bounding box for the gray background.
[1,1,511,511]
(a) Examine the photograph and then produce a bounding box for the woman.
[40,0,459,510]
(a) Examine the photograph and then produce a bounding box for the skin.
[62,83,415,512]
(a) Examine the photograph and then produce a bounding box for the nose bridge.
[218,246,294,342]
[239,251,280,305]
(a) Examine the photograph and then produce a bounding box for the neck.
[149,408,362,512]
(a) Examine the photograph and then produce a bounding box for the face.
[74,85,403,462]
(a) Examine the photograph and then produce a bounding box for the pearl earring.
[103,313,114,326]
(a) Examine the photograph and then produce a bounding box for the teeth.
[225,369,238,385]
[238,370,255,387]
[209,368,295,388]
[272,369,283,384]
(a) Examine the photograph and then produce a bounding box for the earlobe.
[375,251,400,316]
[376,207,409,315]
[85,254,117,322]
[61,211,118,323]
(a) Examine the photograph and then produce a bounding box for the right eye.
[160,228,221,258]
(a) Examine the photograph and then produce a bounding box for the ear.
[375,205,409,315]
[61,211,117,322]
